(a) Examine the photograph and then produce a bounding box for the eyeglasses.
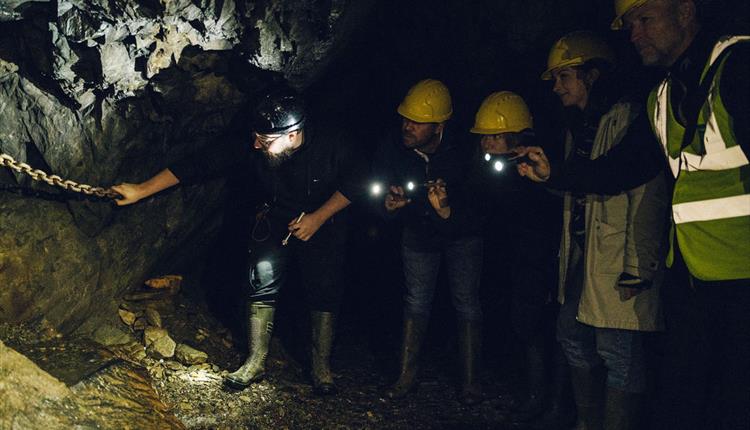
[253,132,285,148]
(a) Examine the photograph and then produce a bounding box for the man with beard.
[111,88,363,396]
[372,79,484,405]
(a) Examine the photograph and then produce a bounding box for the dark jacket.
[468,151,558,230]
[371,130,479,250]
[463,147,560,266]
[169,120,365,223]
[462,148,561,321]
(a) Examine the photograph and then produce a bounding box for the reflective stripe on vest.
[672,194,750,224]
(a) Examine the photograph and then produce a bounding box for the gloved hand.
[617,272,652,300]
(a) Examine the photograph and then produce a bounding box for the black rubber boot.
[570,365,605,430]
[531,346,576,430]
[310,310,337,396]
[457,319,483,405]
[510,339,546,422]
[384,313,429,399]
[604,387,641,430]
[224,302,275,390]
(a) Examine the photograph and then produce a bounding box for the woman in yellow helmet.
[526,30,670,430]
[467,91,572,428]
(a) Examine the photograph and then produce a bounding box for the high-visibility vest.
[647,35,750,281]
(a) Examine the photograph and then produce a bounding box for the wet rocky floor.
[0,288,530,429]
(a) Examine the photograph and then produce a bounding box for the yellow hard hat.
[541,31,616,80]
[470,91,533,135]
[397,79,453,123]
[611,0,650,30]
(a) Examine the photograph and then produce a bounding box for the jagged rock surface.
[0,339,74,428]
[0,338,185,428]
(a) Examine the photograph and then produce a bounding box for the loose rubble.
[1,278,522,430]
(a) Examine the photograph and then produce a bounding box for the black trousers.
[654,256,750,430]
[509,242,557,341]
[248,214,347,312]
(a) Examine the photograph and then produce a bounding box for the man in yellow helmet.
[467,92,573,428]
[518,2,750,428]
[372,79,484,405]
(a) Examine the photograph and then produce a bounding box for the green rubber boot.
[604,387,641,430]
[384,313,429,399]
[511,338,546,421]
[457,318,483,405]
[224,302,275,390]
[310,310,338,396]
[570,365,605,430]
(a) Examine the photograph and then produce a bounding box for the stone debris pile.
[111,275,209,371]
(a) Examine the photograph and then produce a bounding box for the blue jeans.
[401,234,483,321]
[557,240,646,393]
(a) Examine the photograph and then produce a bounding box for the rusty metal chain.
[0,152,120,199]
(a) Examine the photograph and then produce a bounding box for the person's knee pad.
[249,259,283,297]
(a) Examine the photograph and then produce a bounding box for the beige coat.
[558,102,669,332]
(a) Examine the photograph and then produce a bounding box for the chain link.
[0,152,120,199]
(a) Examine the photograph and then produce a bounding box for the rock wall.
[0,0,373,334]
[0,339,78,428]
[0,338,186,428]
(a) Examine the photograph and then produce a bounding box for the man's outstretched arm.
[110,168,180,206]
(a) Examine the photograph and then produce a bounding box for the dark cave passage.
[1,0,749,429]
